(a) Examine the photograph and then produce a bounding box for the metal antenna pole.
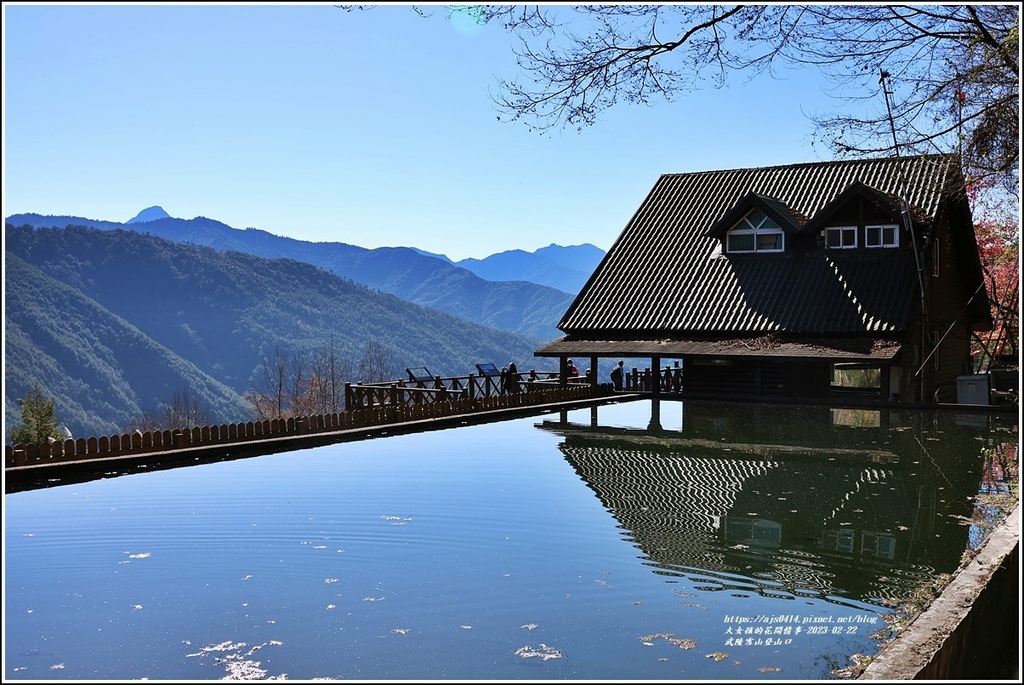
[880,70,930,400]
[880,69,926,305]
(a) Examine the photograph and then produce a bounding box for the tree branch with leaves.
[397,4,1018,193]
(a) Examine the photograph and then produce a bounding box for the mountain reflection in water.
[4,398,1015,681]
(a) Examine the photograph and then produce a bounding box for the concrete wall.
[859,503,1020,680]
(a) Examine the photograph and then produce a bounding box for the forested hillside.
[5,253,250,437]
[6,212,588,341]
[5,224,549,439]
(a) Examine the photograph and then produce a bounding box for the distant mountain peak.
[127,206,172,223]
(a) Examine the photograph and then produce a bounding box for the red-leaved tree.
[969,182,1019,371]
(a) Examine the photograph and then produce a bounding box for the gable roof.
[801,180,918,234]
[704,191,804,239]
[558,154,964,339]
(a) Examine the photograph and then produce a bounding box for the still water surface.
[4,399,1017,680]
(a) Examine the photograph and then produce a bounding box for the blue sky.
[3,3,845,261]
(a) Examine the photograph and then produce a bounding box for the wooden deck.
[5,385,635,494]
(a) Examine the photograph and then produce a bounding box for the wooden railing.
[625,365,685,393]
[345,370,565,410]
[6,382,610,470]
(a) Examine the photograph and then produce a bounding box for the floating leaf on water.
[186,639,286,679]
[515,644,563,661]
[381,515,413,524]
[639,633,674,642]
[640,633,697,650]
[669,638,698,650]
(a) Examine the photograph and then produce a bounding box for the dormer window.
[866,224,899,248]
[825,225,857,249]
[726,209,785,253]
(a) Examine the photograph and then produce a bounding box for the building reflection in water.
[538,399,1016,611]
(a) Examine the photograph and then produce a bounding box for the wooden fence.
[345,369,573,410]
[6,382,609,469]
[618,365,684,393]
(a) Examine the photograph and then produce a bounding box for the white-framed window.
[861,531,897,560]
[822,528,855,553]
[824,225,858,249]
[726,209,785,253]
[865,223,899,248]
[725,517,782,545]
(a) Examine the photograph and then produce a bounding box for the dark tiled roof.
[543,433,914,603]
[560,155,959,337]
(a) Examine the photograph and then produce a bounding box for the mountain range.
[8,208,604,340]
[4,209,606,439]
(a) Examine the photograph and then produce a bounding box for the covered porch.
[534,335,904,404]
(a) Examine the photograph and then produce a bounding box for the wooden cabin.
[536,155,993,404]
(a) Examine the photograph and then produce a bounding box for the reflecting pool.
[4,399,1018,680]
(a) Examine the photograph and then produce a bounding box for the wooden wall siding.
[686,362,758,397]
[921,210,984,402]
[759,362,790,397]
[5,384,605,469]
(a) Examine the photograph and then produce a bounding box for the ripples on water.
[4,400,1017,680]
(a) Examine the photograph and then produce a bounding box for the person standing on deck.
[610,360,625,391]
[507,362,520,393]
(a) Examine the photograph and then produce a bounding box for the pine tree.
[10,382,64,445]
